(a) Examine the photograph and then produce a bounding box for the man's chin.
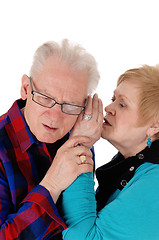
[36,134,59,144]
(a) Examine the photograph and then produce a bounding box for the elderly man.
[0,39,102,239]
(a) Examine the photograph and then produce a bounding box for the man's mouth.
[43,124,58,131]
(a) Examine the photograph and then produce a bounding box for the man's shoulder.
[0,110,12,150]
[0,99,25,129]
[0,112,8,122]
[0,100,20,147]
[0,111,10,132]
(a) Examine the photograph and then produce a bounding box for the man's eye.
[36,95,51,104]
[39,95,48,100]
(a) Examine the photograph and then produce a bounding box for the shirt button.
[120,180,127,187]
[129,166,135,171]
[138,153,144,159]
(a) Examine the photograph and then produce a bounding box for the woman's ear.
[147,121,159,137]
[21,74,30,100]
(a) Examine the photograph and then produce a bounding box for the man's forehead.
[33,76,87,105]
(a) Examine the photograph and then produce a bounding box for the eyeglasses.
[29,77,87,115]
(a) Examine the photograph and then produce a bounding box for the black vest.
[96,140,159,212]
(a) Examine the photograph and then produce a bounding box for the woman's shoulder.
[135,162,159,179]
[123,162,159,196]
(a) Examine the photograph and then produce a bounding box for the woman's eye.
[120,103,126,108]
[111,96,126,108]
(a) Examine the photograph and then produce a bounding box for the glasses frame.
[29,77,87,115]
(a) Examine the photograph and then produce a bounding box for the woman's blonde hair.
[117,65,159,138]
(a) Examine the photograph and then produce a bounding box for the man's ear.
[147,121,159,137]
[21,74,30,100]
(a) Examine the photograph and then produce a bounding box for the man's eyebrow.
[33,81,85,106]
[42,89,84,106]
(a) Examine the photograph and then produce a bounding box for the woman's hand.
[40,136,93,203]
[70,94,103,148]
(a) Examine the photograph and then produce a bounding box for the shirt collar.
[8,99,37,153]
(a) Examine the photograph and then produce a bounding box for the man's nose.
[46,103,64,118]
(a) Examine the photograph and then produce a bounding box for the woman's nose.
[104,102,115,115]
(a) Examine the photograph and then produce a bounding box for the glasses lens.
[33,92,55,107]
[62,104,84,115]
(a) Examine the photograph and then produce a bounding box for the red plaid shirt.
[0,99,68,239]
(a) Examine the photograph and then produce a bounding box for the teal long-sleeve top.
[62,141,159,240]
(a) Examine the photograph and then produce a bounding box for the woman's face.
[102,80,150,157]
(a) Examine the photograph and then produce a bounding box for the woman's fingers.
[97,98,103,124]
[84,94,103,123]
[84,95,92,116]
[92,93,99,121]
[69,94,103,148]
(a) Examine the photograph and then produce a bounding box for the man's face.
[21,56,89,143]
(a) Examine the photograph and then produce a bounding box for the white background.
[0,0,159,171]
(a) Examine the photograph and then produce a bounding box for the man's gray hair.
[30,39,100,94]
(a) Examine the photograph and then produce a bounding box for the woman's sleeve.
[62,165,159,240]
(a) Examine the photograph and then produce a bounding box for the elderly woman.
[61,65,159,239]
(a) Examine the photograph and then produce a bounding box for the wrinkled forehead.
[32,59,89,104]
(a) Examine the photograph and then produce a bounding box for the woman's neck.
[115,141,148,159]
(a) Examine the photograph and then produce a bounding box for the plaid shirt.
[0,99,68,239]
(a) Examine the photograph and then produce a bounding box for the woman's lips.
[103,118,112,126]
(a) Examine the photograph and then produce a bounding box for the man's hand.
[40,136,93,203]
